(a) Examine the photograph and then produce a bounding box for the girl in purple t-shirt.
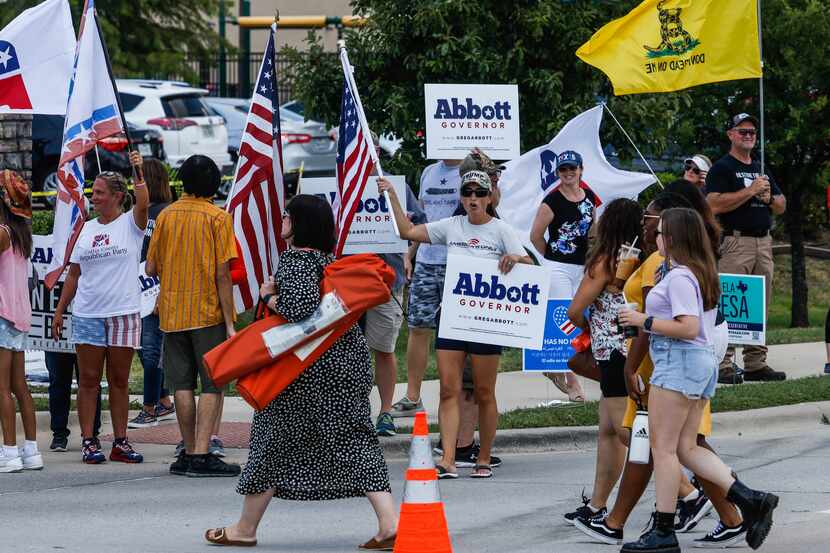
[619,208,779,552]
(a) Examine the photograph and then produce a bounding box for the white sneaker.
[0,452,23,473]
[21,450,44,470]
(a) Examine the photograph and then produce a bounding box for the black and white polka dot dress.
[237,249,392,500]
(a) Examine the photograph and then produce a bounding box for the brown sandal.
[205,527,257,547]
[358,535,396,550]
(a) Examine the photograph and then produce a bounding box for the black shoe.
[573,514,623,545]
[50,435,68,452]
[743,366,786,382]
[676,493,714,533]
[457,442,503,468]
[169,452,191,476]
[824,363,830,375]
[564,492,605,525]
[717,364,744,385]
[726,480,779,549]
[621,527,680,553]
[693,520,747,548]
[185,454,241,477]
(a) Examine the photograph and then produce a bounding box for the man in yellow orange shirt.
[147,155,240,478]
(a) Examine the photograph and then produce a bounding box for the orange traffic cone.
[393,412,452,553]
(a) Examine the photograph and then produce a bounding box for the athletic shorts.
[71,314,142,348]
[434,310,502,356]
[407,262,446,329]
[163,324,227,394]
[0,317,25,352]
[364,289,404,353]
[598,349,628,398]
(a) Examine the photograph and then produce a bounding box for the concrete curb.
[377,400,830,459]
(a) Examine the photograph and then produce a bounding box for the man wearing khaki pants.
[705,113,787,383]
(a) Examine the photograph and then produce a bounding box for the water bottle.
[628,408,651,465]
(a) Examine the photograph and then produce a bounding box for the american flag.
[226,24,286,311]
[332,49,376,258]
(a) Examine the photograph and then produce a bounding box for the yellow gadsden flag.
[576,0,762,95]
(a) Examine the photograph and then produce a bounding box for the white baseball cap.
[684,155,712,173]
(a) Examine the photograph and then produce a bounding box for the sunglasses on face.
[558,165,579,173]
[460,187,489,198]
[643,214,661,220]
[736,128,757,137]
[684,163,701,175]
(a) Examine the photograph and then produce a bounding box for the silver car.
[205,97,337,195]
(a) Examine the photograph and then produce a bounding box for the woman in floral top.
[560,198,643,524]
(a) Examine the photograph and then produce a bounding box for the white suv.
[116,80,231,171]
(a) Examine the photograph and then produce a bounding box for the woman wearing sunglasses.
[530,150,598,403]
[618,208,778,552]
[53,153,149,464]
[379,171,530,479]
[682,155,712,188]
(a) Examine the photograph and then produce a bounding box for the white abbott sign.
[424,83,520,161]
[439,254,550,349]
[303,176,408,254]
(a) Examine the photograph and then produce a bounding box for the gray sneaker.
[173,440,185,458]
[390,396,425,418]
[209,437,226,457]
[375,412,396,437]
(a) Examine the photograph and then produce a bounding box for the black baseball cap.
[728,113,759,130]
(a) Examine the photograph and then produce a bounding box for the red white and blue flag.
[332,48,378,258]
[0,0,75,114]
[226,24,287,311]
[552,305,577,336]
[46,0,125,288]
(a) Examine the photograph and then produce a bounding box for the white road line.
[819,509,830,514]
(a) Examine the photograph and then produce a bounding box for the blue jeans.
[45,351,101,438]
[649,335,718,400]
[138,314,168,407]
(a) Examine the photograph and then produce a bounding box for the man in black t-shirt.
[705,113,787,383]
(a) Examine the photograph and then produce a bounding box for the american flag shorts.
[71,313,142,349]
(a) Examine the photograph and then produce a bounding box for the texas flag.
[46,0,125,288]
[0,0,75,114]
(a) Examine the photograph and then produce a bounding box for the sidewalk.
[21,341,829,448]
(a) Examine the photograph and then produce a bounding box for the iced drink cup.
[615,244,641,282]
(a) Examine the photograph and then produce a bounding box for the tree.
[285,0,690,177]
[0,0,223,77]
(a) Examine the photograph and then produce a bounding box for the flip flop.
[358,535,397,550]
[436,465,458,479]
[205,527,257,547]
[470,464,493,479]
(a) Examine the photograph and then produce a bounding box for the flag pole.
[339,46,400,237]
[601,103,663,189]
[92,8,139,181]
[757,0,765,174]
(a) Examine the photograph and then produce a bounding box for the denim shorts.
[71,314,142,348]
[649,335,717,399]
[0,317,25,352]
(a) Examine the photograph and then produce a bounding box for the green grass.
[27,397,118,413]
[457,375,830,430]
[767,254,830,343]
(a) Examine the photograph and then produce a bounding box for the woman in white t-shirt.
[379,170,531,479]
[53,152,149,465]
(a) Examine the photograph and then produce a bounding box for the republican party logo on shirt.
[92,234,110,248]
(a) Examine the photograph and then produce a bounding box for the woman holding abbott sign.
[618,209,778,552]
[379,170,530,480]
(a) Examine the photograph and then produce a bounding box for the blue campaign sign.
[719,273,766,346]
[522,298,581,372]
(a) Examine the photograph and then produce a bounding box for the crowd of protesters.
[0,111,788,552]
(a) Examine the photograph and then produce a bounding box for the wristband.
[644,316,655,332]
[262,293,273,306]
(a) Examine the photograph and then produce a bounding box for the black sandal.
[436,465,458,479]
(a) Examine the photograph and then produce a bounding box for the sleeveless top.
[588,288,626,361]
[542,187,597,265]
[0,224,32,332]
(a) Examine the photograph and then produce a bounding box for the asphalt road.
[2,427,828,553]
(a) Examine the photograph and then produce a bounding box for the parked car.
[281,100,402,160]
[31,114,165,206]
[205,97,337,195]
[116,79,231,172]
